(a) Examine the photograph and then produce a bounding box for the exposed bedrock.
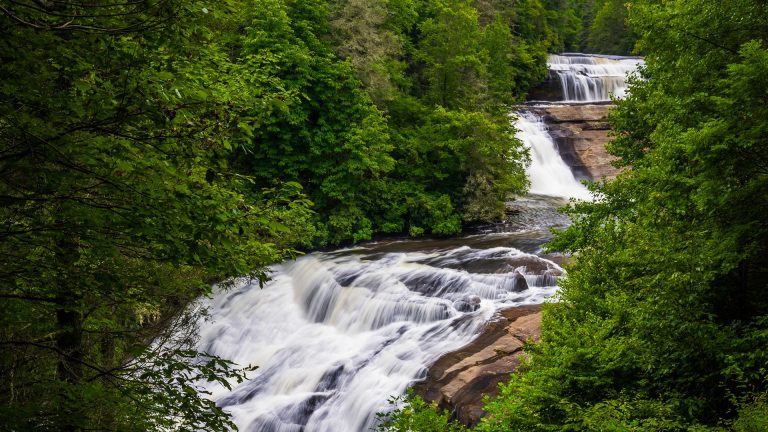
[528,104,621,181]
[413,304,542,426]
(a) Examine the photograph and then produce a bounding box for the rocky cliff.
[414,304,542,426]
[528,103,621,181]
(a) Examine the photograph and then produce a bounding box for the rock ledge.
[529,104,622,181]
[414,304,542,425]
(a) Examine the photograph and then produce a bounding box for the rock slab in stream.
[414,304,542,426]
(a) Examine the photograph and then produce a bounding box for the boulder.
[510,271,529,292]
[414,304,542,426]
[439,254,563,276]
[453,295,482,313]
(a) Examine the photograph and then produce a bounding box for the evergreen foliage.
[0,2,317,430]
[380,1,768,431]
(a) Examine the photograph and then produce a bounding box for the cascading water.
[197,240,563,432]
[514,53,642,199]
[515,112,591,200]
[193,54,641,432]
[548,53,643,102]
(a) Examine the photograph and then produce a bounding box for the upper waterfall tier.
[531,53,643,103]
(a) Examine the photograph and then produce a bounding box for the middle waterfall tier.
[514,111,591,200]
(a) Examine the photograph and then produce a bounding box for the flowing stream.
[195,54,640,432]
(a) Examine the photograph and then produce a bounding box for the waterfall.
[515,112,592,200]
[513,53,642,199]
[197,244,562,431]
[191,53,642,432]
[548,53,643,103]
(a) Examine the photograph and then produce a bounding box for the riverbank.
[414,304,542,425]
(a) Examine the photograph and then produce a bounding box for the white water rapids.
[198,243,561,431]
[548,53,643,102]
[192,54,640,431]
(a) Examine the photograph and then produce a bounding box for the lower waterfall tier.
[196,227,565,432]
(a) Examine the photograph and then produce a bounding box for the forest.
[1,0,765,431]
[379,0,768,431]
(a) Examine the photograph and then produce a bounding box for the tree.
[417,0,487,109]
[0,1,313,430]
[542,0,582,52]
[328,0,404,106]
[228,0,396,245]
[587,0,636,54]
[483,14,548,105]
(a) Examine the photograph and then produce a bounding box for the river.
[195,53,642,432]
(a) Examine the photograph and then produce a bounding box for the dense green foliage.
[539,0,637,55]
[251,0,583,244]
[0,2,319,430]
[1,0,579,430]
[586,0,636,54]
[382,0,768,431]
[186,0,547,245]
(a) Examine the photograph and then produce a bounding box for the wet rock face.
[442,254,563,277]
[529,104,621,181]
[453,295,482,313]
[413,304,542,426]
[527,70,564,101]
